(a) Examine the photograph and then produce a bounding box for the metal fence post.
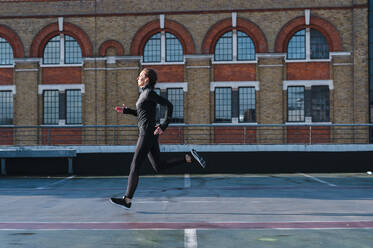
[309,125,312,145]
[244,127,246,144]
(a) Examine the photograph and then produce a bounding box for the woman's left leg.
[147,135,187,173]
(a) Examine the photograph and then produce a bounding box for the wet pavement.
[0,173,372,247]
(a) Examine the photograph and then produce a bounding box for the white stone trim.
[285,58,331,63]
[38,84,85,94]
[305,9,310,25]
[0,85,16,94]
[330,51,351,56]
[155,82,188,92]
[333,63,353,66]
[256,53,286,58]
[58,17,63,32]
[186,65,211,69]
[84,66,139,71]
[40,63,83,68]
[210,81,260,91]
[0,64,14,68]
[184,54,213,60]
[283,80,333,90]
[212,60,257,64]
[15,68,39,72]
[160,14,165,29]
[232,12,237,27]
[258,64,284,67]
[14,58,41,63]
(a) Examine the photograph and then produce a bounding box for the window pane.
[214,31,233,61]
[239,87,256,122]
[287,86,304,122]
[65,35,82,64]
[311,86,329,122]
[215,88,232,122]
[310,29,329,59]
[66,90,82,124]
[166,33,183,62]
[0,37,14,65]
[0,91,13,125]
[167,88,184,123]
[287,29,306,60]
[144,33,161,62]
[237,31,255,61]
[43,90,59,124]
[43,36,60,64]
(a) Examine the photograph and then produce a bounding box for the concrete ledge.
[2,144,373,154]
[0,148,76,158]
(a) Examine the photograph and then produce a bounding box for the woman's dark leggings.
[125,133,186,199]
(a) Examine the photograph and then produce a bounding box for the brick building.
[0,0,370,146]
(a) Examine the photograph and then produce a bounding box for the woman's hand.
[114,104,126,113]
[154,125,164,135]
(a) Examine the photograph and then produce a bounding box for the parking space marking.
[184,229,197,248]
[298,173,337,187]
[184,174,191,188]
[35,175,75,190]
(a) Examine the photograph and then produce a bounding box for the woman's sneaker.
[191,149,206,168]
[110,196,131,209]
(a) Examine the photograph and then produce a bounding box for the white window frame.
[155,82,187,124]
[285,28,331,63]
[38,84,84,126]
[283,80,333,124]
[211,81,259,125]
[41,34,83,67]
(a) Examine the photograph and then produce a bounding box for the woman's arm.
[114,104,138,116]
[149,91,173,131]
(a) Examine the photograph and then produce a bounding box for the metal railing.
[0,123,373,146]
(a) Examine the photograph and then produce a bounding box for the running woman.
[110,68,206,209]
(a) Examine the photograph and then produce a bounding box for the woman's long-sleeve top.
[123,85,173,135]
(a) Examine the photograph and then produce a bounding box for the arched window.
[43,35,82,65]
[215,31,233,61]
[287,28,329,60]
[143,32,183,63]
[214,31,256,61]
[310,29,329,59]
[0,37,14,65]
[237,31,255,61]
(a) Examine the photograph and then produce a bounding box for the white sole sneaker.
[191,149,206,168]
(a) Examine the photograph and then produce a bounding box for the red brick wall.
[0,69,13,85]
[214,64,256,81]
[287,126,330,144]
[287,62,330,80]
[42,67,82,84]
[214,126,256,144]
[0,128,13,145]
[159,126,184,144]
[147,65,184,82]
[41,128,82,145]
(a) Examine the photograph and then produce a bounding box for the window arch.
[0,36,14,65]
[214,30,256,61]
[43,34,82,65]
[287,28,329,60]
[143,32,184,63]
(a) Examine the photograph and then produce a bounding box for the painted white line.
[36,175,75,190]
[184,229,198,248]
[299,173,337,187]
[184,174,191,188]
